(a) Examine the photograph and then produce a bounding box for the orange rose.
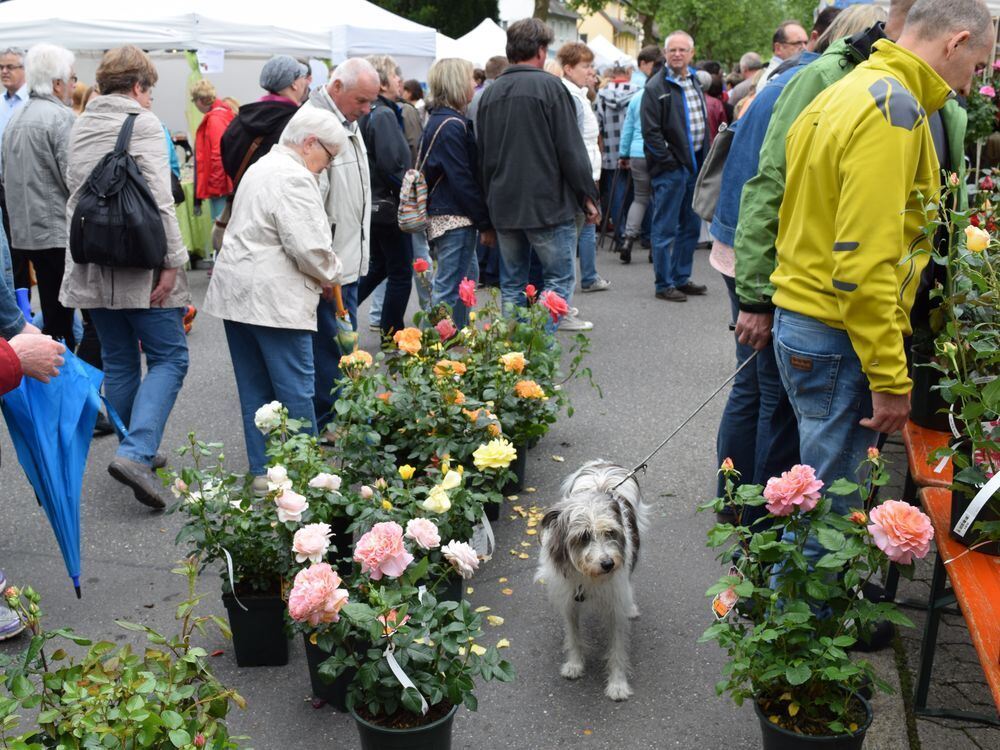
[463,407,482,422]
[393,327,423,355]
[446,389,466,405]
[487,421,502,437]
[434,359,467,378]
[514,379,545,399]
[339,349,373,376]
[500,351,526,374]
[376,392,391,402]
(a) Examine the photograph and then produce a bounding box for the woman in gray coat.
[60,46,190,511]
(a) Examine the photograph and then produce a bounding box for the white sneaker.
[560,308,593,331]
[0,602,24,641]
[581,277,611,292]
[368,323,380,332]
[251,476,270,498]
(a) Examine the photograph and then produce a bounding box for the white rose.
[267,465,292,492]
[442,540,479,579]
[308,472,343,492]
[274,489,308,524]
[254,401,284,433]
[440,470,462,491]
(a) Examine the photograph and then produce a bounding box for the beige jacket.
[59,95,190,310]
[203,145,341,332]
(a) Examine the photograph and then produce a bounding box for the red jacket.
[195,100,235,200]
[705,94,728,145]
[0,338,23,395]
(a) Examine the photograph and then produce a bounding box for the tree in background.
[373,0,499,39]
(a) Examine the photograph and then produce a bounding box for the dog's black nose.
[600,559,615,572]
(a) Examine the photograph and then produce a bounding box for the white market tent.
[435,33,466,61]
[452,18,508,67]
[587,34,634,72]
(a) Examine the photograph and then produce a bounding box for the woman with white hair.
[204,106,346,485]
[1,43,77,346]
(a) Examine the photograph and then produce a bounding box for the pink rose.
[274,488,308,523]
[308,472,342,492]
[405,518,441,550]
[458,277,477,308]
[981,85,996,98]
[354,521,414,580]
[293,522,333,563]
[435,317,458,340]
[360,485,374,500]
[763,464,823,516]
[442,540,479,579]
[867,500,934,565]
[288,563,349,626]
[540,290,569,323]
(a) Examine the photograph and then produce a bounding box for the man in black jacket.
[476,18,600,325]
[641,31,709,303]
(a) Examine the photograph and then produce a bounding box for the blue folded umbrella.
[1,350,103,598]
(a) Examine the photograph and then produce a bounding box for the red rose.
[540,290,569,323]
[435,317,457,340]
[413,258,430,274]
[458,277,477,308]
[525,284,537,302]
[971,213,981,227]
[981,176,995,192]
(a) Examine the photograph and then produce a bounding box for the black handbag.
[692,121,734,223]
[69,113,168,269]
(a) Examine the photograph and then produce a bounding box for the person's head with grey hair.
[0,46,27,96]
[664,31,696,76]
[280,105,349,174]
[366,54,402,99]
[328,57,381,123]
[505,18,554,66]
[25,44,75,105]
[739,51,763,78]
[259,54,309,101]
[898,0,993,96]
[814,3,888,55]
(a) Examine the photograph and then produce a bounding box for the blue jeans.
[411,230,432,311]
[773,308,878,516]
[578,223,599,288]
[314,281,357,427]
[431,226,477,327]
[89,307,189,466]
[600,167,630,242]
[496,220,577,310]
[650,167,700,292]
[224,320,317,476]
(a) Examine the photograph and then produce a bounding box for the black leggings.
[357,224,412,336]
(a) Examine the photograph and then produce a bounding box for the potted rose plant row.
[701,452,934,749]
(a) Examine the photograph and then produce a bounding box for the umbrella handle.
[332,284,348,320]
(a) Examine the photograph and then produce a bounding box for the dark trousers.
[19,248,76,349]
[357,223,412,336]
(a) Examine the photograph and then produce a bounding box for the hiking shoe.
[677,282,707,296]
[560,308,593,331]
[655,287,687,302]
[152,451,168,470]
[581,278,611,293]
[108,456,170,510]
[252,476,270,498]
[0,602,24,641]
[619,238,633,264]
[93,410,115,437]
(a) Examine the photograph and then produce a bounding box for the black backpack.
[69,113,167,269]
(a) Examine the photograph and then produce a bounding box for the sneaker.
[0,602,24,641]
[368,323,380,332]
[619,238,632,264]
[581,277,611,293]
[252,476,270,498]
[559,308,594,331]
[108,456,170,510]
[677,282,707,296]
[655,287,687,302]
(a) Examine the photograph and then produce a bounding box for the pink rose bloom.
[442,540,479,579]
[435,318,458,340]
[293,522,333,563]
[308,472,342,492]
[405,518,441,550]
[540,290,569,323]
[354,521,414,580]
[763,464,823,516]
[981,85,996,98]
[274,488,308,523]
[458,277,477,308]
[360,485,374,500]
[288,563,349,626]
[867,500,934,565]
[267,465,292,491]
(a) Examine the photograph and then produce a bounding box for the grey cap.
[259,55,308,94]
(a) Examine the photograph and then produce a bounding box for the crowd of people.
[0,0,993,646]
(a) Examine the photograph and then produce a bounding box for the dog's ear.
[542,509,561,530]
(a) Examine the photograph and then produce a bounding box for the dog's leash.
[611,350,759,491]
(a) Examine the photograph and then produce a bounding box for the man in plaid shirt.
[640,31,709,303]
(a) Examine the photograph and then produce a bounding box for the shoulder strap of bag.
[416,117,465,172]
[114,113,139,154]
[233,135,264,189]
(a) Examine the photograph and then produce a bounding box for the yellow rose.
[468,311,477,322]
[500,352,527,374]
[382,499,393,511]
[514,379,546,399]
[393,327,423,355]
[434,359,467,378]
[423,485,451,514]
[441,469,463,490]
[965,224,991,253]
[473,438,518,471]
[398,465,415,481]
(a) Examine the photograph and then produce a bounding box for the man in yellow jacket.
[770,0,993,498]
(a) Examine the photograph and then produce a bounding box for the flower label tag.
[712,565,743,620]
[953,469,1000,536]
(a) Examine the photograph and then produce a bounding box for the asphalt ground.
[0,246,818,748]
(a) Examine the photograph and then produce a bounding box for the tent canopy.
[455,18,508,65]
[588,35,634,71]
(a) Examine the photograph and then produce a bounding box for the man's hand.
[321,283,336,302]
[735,311,773,351]
[9,333,65,383]
[480,229,497,248]
[20,322,41,335]
[618,158,630,170]
[860,391,910,435]
[583,197,600,226]
[150,268,179,306]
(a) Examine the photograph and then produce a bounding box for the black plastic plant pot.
[438,574,465,603]
[950,486,1000,556]
[329,514,354,578]
[484,500,500,521]
[501,444,528,495]
[352,704,459,750]
[303,634,354,711]
[909,346,951,432]
[754,695,872,750]
[221,592,289,667]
